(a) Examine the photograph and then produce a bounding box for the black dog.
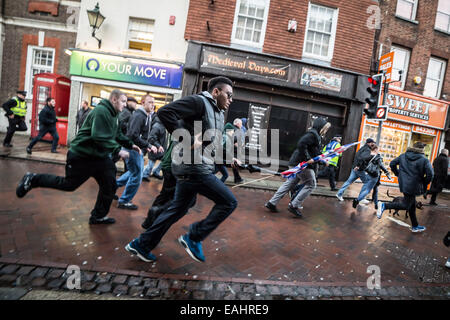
[386,190,423,219]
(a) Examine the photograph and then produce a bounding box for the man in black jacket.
[118,96,138,135]
[76,100,90,130]
[126,76,240,263]
[426,149,449,205]
[142,114,166,181]
[2,90,28,147]
[377,142,433,233]
[335,138,376,201]
[116,94,157,210]
[265,117,331,217]
[26,97,59,154]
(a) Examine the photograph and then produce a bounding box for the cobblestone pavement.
[0,154,449,300]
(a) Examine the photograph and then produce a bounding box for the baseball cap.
[366,138,375,144]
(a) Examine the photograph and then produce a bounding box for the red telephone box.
[31,73,71,145]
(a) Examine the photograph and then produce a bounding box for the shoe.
[234,178,244,184]
[142,176,150,182]
[51,150,59,153]
[26,147,32,154]
[3,143,13,147]
[141,206,158,229]
[411,225,426,233]
[16,172,35,198]
[352,199,359,208]
[376,202,385,219]
[288,203,302,217]
[336,194,344,202]
[360,199,370,205]
[265,201,278,212]
[178,234,205,262]
[429,202,438,206]
[89,216,116,225]
[445,259,450,269]
[113,194,119,200]
[423,192,428,200]
[375,203,378,210]
[125,238,156,262]
[330,188,338,191]
[151,173,163,180]
[118,202,138,210]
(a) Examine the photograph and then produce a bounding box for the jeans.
[28,125,59,151]
[337,170,368,197]
[143,159,162,178]
[139,173,238,251]
[30,151,117,219]
[116,149,144,203]
[214,164,229,182]
[357,174,378,201]
[384,193,419,227]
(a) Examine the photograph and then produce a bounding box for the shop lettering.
[386,93,431,121]
[99,62,167,80]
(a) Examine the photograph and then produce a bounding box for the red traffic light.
[368,77,378,85]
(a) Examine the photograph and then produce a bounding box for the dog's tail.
[386,189,396,199]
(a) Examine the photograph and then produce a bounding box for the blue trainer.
[376,202,385,219]
[178,234,205,263]
[125,238,156,262]
[411,225,426,233]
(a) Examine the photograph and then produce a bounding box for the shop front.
[358,88,448,185]
[182,41,370,178]
[66,49,184,143]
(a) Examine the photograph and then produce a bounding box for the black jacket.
[76,108,91,129]
[368,154,390,177]
[288,117,328,170]
[126,107,151,153]
[430,153,449,193]
[2,98,25,117]
[38,104,57,128]
[148,115,167,161]
[118,106,134,134]
[353,144,373,171]
[390,147,434,196]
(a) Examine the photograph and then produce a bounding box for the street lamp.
[86,2,105,49]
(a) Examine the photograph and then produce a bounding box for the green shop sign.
[70,51,183,89]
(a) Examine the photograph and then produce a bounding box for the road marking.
[386,216,411,229]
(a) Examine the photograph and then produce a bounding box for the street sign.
[378,51,394,83]
[372,105,388,121]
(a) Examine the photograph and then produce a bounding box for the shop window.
[231,0,270,49]
[24,46,55,98]
[395,0,418,22]
[435,0,450,33]
[303,3,338,62]
[391,45,410,90]
[127,18,154,52]
[423,57,446,99]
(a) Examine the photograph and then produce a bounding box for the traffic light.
[364,73,384,119]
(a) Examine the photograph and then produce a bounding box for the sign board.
[373,105,388,121]
[246,103,271,151]
[378,51,394,83]
[300,67,342,92]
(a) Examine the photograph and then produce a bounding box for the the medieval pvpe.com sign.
[69,51,183,89]
[201,50,290,81]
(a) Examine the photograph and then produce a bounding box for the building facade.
[0,0,79,135]
[183,0,378,178]
[66,0,189,142]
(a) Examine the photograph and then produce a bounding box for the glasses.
[218,88,233,99]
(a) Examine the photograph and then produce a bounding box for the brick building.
[0,0,79,136]
[358,0,450,185]
[183,0,378,177]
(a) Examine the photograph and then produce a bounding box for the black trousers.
[318,165,337,189]
[31,151,117,219]
[4,116,27,144]
[384,193,419,227]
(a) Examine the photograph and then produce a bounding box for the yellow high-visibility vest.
[10,97,27,117]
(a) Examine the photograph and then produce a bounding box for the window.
[391,45,410,90]
[395,0,418,21]
[303,3,339,62]
[423,57,446,99]
[127,18,154,52]
[24,46,55,98]
[231,0,270,49]
[435,0,450,33]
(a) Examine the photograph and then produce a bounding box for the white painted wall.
[77,0,189,63]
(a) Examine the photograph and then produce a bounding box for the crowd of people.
[4,77,449,268]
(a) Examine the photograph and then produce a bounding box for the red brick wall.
[184,0,376,74]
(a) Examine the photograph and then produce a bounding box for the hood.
[224,122,236,131]
[99,98,117,117]
[312,117,328,132]
[405,148,425,162]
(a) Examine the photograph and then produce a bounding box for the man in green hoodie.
[16,89,141,225]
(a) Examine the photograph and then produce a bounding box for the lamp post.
[86,2,105,49]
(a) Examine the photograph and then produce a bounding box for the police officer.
[2,90,28,147]
[318,135,342,191]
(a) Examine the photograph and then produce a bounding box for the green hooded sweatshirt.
[70,99,133,158]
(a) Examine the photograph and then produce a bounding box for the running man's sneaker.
[125,238,156,262]
[352,199,359,208]
[89,216,116,225]
[411,225,426,233]
[16,172,36,198]
[118,202,138,210]
[264,201,278,212]
[178,234,205,262]
[376,202,385,219]
[360,199,370,205]
[288,203,303,218]
[336,194,344,202]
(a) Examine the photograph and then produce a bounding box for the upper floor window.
[395,0,418,21]
[423,57,447,99]
[24,46,55,98]
[391,45,411,90]
[231,0,270,49]
[127,18,155,52]
[303,3,339,62]
[435,0,450,33]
